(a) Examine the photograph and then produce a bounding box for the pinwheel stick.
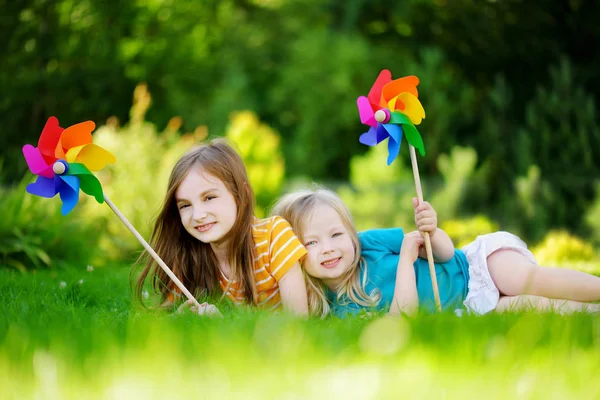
[103,195,202,309]
[409,145,442,311]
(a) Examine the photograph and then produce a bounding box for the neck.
[211,240,230,271]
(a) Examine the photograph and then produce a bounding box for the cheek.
[303,250,320,270]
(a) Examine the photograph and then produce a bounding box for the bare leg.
[487,249,600,302]
[496,294,600,314]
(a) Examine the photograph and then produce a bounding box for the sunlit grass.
[1,266,599,399]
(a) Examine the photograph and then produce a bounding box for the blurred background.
[2,0,600,272]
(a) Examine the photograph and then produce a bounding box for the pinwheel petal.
[357,96,378,127]
[55,121,95,159]
[58,175,80,215]
[26,176,60,198]
[66,143,116,171]
[403,124,426,156]
[388,111,413,125]
[383,124,404,165]
[67,163,105,203]
[38,117,64,164]
[359,125,389,146]
[380,75,420,107]
[395,93,425,125]
[367,69,392,107]
[22,144,54,178]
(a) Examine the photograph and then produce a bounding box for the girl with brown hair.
[134,139,308,316]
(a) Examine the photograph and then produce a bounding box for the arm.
[413,198,455,263]
[389,232,422,316]
[278,262,309,316]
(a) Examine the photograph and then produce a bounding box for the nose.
[192,205,208,222]
[321,239,334,254]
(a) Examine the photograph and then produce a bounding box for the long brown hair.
[134,138,258,307]
[271,188,380,317]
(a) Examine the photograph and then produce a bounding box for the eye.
[204,195,216,202]
[305,240,317,246]
[332,232,343,238]
[178,204,189,210]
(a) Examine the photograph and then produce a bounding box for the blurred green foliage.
[531,231,598,266]
[3,0,600,261]
[0,168,107,271]
[226,110,285,217]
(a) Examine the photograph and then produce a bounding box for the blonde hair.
[271,187,380,317]
[134,138,258,307]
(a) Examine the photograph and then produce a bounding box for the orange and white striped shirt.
[219,216,307,310]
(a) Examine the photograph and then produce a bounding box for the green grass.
[1,266,599,400]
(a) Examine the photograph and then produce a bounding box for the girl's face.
[175,167,238,246]
[301,203,356,290]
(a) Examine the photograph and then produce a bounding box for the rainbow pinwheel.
[20,116,201,309]
[22,116,116,215]
[357,69,426,165]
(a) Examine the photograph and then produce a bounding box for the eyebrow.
[303,225,345,238]
[175,188,219,202]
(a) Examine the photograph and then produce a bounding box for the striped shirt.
[166,216,306,311]
[220,216,307,310]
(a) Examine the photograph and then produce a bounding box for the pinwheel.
[356,70,441,311]
[22,117,115,215]
[357,69,426,165]
[22,117,201,309]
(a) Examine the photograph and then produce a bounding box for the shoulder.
[252,216,289,246]
[252,215,291,238]
[359,227,404,247]
[253,215,306,280]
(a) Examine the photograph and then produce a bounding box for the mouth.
[321,257,341,269]
[195,222,215,233]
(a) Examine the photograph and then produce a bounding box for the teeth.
[322,258,339,266]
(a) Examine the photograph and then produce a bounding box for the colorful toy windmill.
[356,70,441,311]
[22,117,115,215]
[22,117,204,311]
[357,70,426,165]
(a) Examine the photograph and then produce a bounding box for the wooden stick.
[103,194,202,309]
[408,145,442,311]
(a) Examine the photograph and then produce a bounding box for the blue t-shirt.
[327,228,470,316]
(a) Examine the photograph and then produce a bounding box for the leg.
[487,249,600,302]
[496,294,600,314]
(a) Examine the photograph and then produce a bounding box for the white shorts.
[460,231,537,315]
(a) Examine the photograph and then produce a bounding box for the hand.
[400,231,425,264]
[177,299,223,317]
[413,198,437,236]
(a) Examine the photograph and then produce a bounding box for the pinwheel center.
[53,160,68,175]
[374,109,391,124]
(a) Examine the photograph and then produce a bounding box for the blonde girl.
[135,139,308,316]
[272,188,600,317]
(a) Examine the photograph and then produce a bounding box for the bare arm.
[414,228,455,263]
[278,262,309,316]
[413,198,455,263]
[389,232,422,316]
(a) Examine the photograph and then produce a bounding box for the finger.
[412,197,419,209]
[415,208,434,218]
[416,202,434,213]
[416,217,436,226]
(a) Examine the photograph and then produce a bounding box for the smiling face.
[301,202,357,290]
[175,167,238,246]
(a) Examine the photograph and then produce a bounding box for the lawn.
[1,265,599,399]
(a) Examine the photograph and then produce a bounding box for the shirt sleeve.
[266,216,308,281]
[359,228,405,254]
